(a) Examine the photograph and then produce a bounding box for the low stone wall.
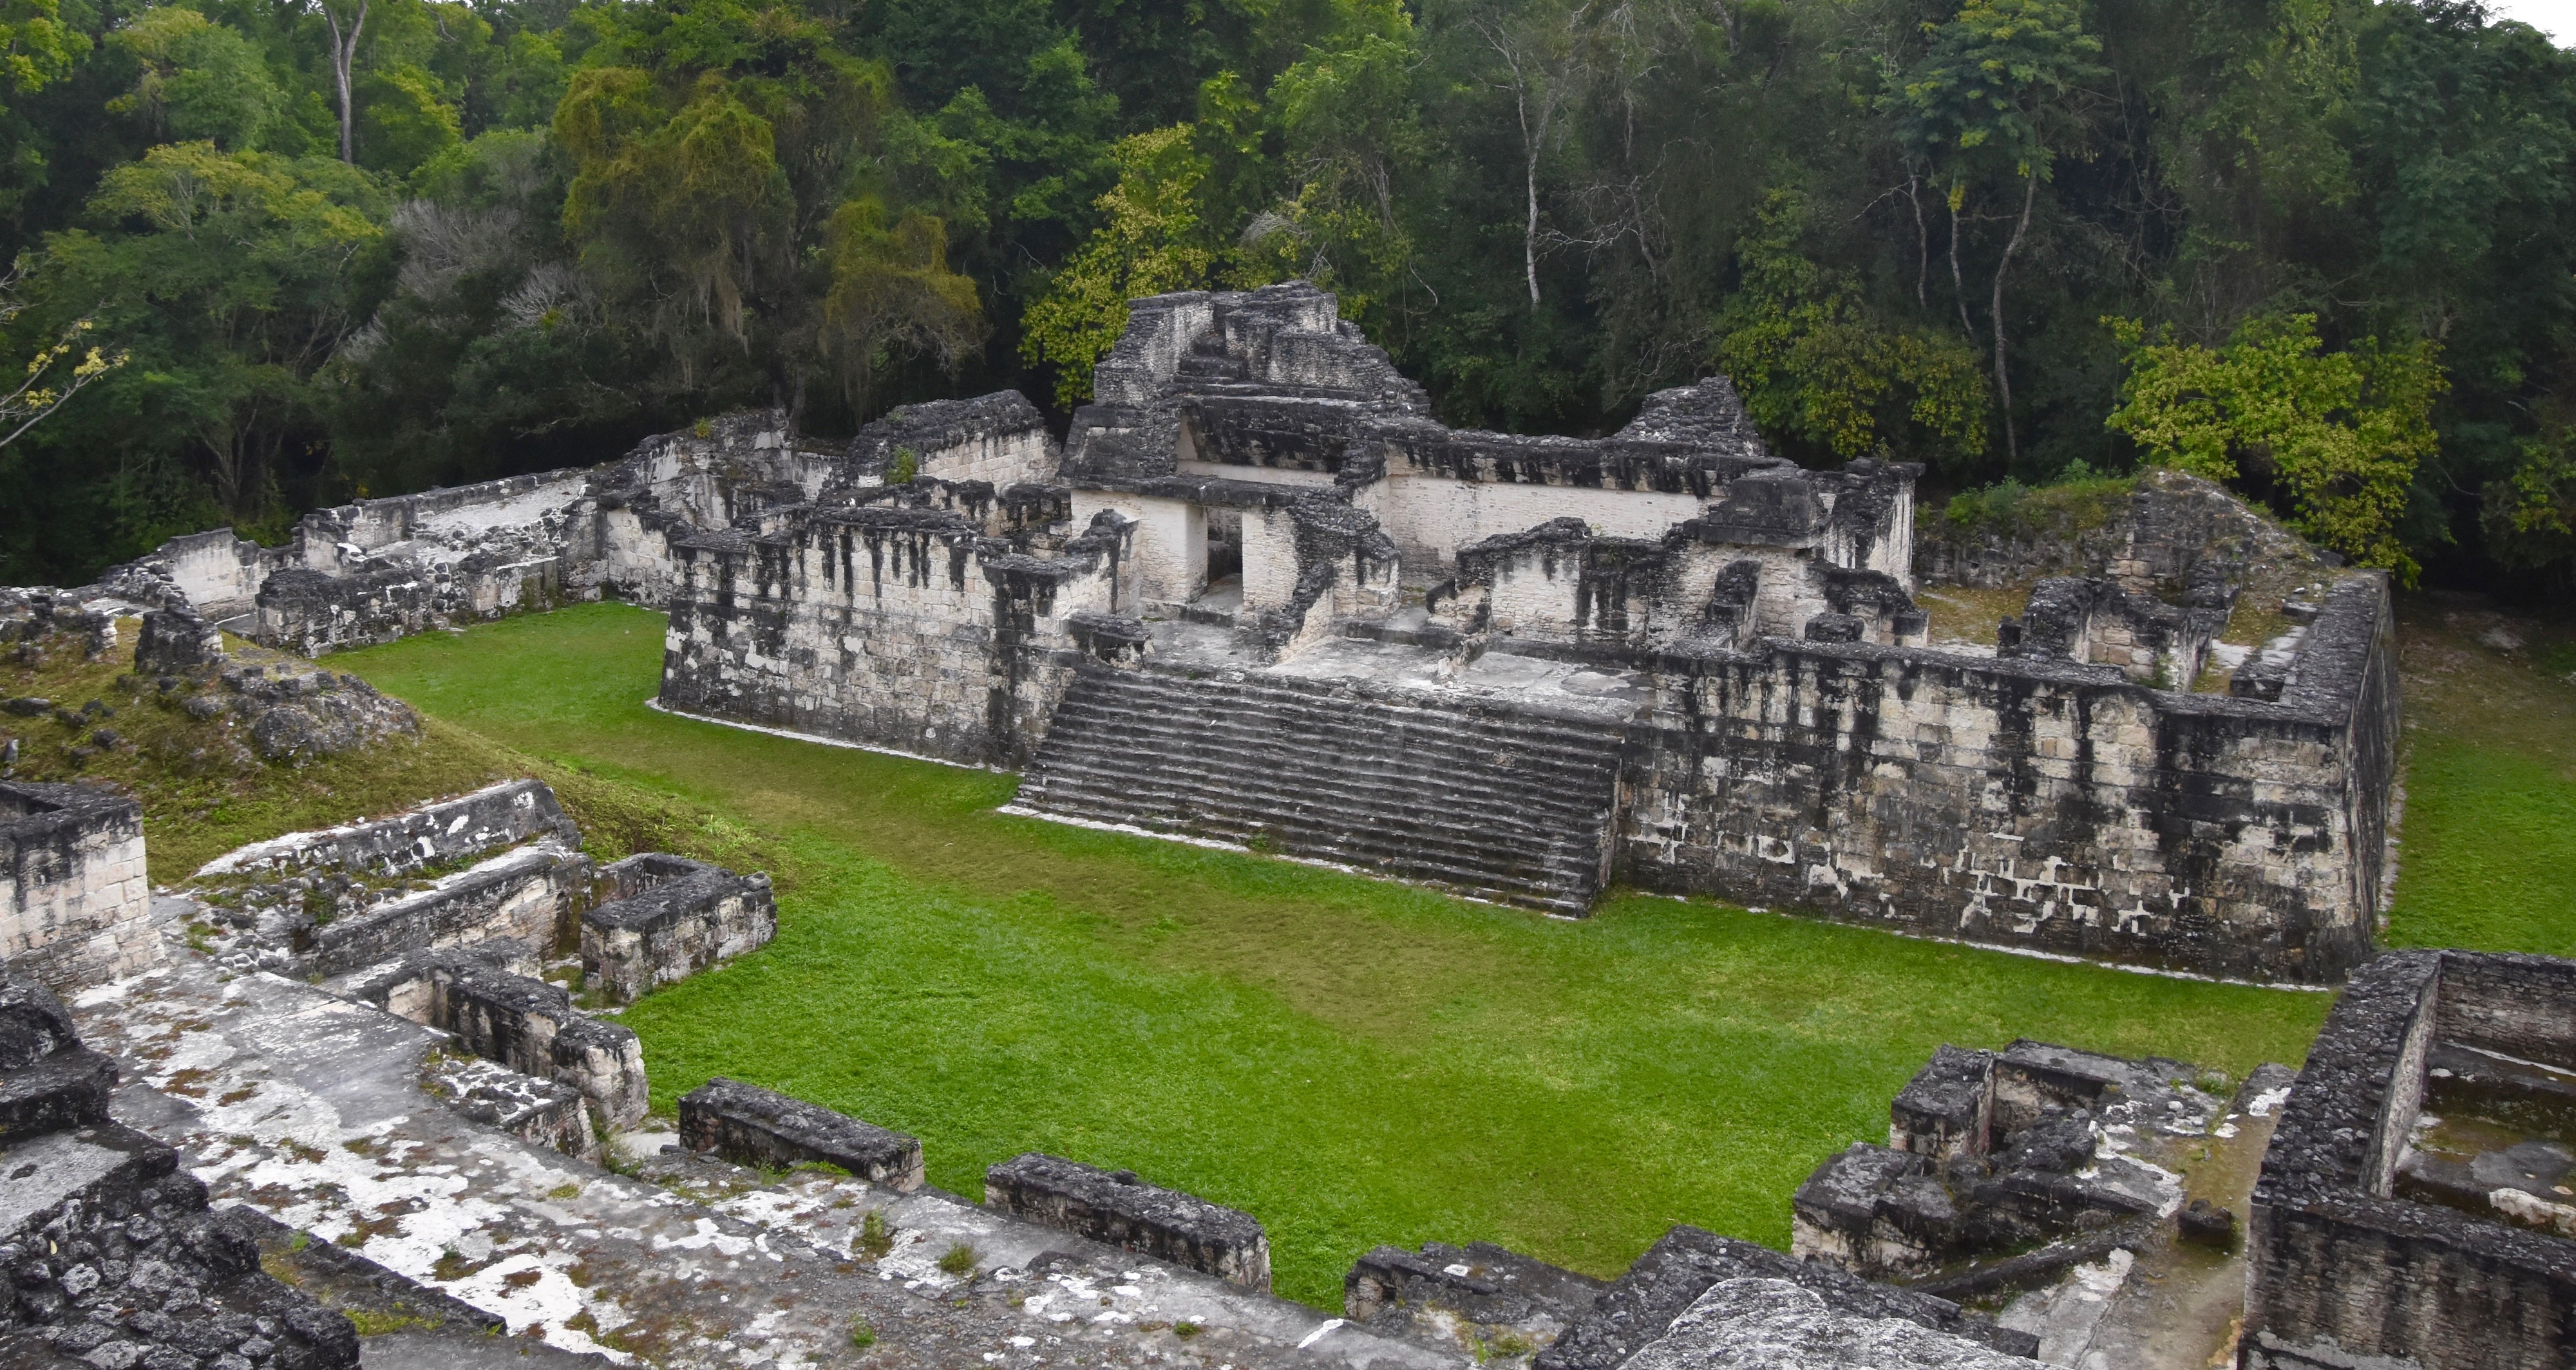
[0,782,157,992]
[582,854,775,1004]
[2244,950,2576,1369]
[984,1153,1271,1291]
[196,778,580,880]
[305,840,593,977]
[677,1076,923,1190]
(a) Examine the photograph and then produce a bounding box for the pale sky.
[2490,0,2576,41]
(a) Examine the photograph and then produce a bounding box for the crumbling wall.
[197,778,578,879]
[842,392,1057,489]
[658,505,1133,767]
[0,782,156,991]
[1619,576,2397,982]
[985,1152,1273,1291]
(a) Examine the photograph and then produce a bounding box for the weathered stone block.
[1891,1046,1996,1159]
[1615,1278,2040,1369]
[677,1076,923,1190]
[1344,1239,1604,1353]
[984,1152,1270,1290]
[354,941,647,1131]
[135,605,225,675]
[1535,1225,2036,1369]
[0,781,158,991]
[582,853,776,1003]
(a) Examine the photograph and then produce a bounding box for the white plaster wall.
[1483,550,1582,637]
[154,532,270,612]
[1742,548,1826,639]
[415,474,592,538]
[1072,492,1203,605]
[1359,474,1703,576]
[924,429,1055,489]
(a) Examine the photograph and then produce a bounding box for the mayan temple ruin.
[12,285,2539,1370]
[86,282,2394,983]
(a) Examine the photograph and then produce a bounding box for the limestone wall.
[658,508,1135,767]
[1618,573,2398,982]
[1073,491,1202,605]
[0,782,157,991]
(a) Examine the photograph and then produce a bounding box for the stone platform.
[62,955,1464,1369]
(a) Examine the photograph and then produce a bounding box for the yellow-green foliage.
[2105,313,2442,579]
[1019,126,1215,406]
[1937,465,2134,537]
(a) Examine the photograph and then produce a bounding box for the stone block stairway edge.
[1014,663,1629,915]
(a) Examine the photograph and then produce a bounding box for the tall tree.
[1899,0,2104,462]
[317,0,369,163]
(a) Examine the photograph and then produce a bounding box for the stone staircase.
[1175,337,1251,384]
[1013,666,1631,915]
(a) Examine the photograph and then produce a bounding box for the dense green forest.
[0,0,2570,592]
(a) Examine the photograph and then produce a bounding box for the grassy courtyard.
[328,603,2346,1307]
[2380,596,2576,955]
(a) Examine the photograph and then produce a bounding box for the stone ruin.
[1,780,155,991]
[2,966,363,1370]
[3,281,2398,986]
[2243,949,2576,1369]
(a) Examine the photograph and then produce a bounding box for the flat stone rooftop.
[1144,621,1652,728]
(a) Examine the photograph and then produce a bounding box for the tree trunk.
[1520,88,1542,307]
[323,0,367,164]
[1990,174,2036,463]
[1947,189,1976,347]
[1907,168,1927,309]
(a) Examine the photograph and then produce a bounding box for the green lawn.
[335,603,2332,1308]
[2383,599,2576,953]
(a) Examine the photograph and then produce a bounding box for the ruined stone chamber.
[2244,950,2576,1369]
[1789,1041,2213,1281]
[47,279,2399,984]
[176,778,772,1148]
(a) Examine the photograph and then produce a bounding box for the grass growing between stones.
[0,621,800,880]
[332,602,2334,1308]
[2384,596,2576,955]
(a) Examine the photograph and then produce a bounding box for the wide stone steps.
[1015,667,1630,914]
[1036,722,1609,843]
[1042,697,1614,812]
[1041,691,1617,823]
